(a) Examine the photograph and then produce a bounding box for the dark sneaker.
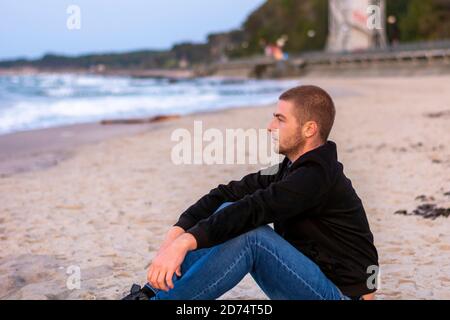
[121,283,155,300]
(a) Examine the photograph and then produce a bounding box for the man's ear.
[303,121,318,138]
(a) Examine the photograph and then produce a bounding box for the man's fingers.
[147,265,153,284]
[176,266,182,277]
[157,270,169,291]
[150,269,160,289]
[166,270,175,290]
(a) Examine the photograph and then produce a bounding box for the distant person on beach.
[123,85,379,300]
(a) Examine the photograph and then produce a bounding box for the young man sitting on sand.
[123,85,379,300]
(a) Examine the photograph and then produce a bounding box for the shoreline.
[0,103,275,177]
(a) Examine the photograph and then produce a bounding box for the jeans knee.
[242,225,274,243]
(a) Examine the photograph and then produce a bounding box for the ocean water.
[0,74,300,134]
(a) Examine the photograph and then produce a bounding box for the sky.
[0,0,265,60]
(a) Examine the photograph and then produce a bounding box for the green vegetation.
[387,0,450,42]
[229,0,328,57]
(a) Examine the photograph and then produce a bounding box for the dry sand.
[0,75,449,300]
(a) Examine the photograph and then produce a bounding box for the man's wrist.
[175,233,197,251]
[171,226,186,233]
[167,226,185,239]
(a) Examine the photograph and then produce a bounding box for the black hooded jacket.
[174,141,379,297]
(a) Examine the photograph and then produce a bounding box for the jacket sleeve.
[185,164,329,249]
[173,164,280,231]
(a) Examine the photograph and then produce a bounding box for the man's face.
[267,100,304,156]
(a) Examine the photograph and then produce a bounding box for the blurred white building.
[327,0,387,52]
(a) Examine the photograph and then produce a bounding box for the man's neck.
[287,140,325,163]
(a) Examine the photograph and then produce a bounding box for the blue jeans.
[147,202,349,300]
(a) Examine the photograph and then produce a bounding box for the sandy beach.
[0,75,449,300]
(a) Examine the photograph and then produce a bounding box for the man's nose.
[267,119,275,132]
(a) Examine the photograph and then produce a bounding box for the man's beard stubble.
[277,132,306,160]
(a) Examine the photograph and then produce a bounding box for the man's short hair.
[279,85,336,141]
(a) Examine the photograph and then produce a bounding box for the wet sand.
[0,75,449,299]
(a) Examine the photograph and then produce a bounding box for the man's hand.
[147,233,197,291]
[153,226,186,276]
